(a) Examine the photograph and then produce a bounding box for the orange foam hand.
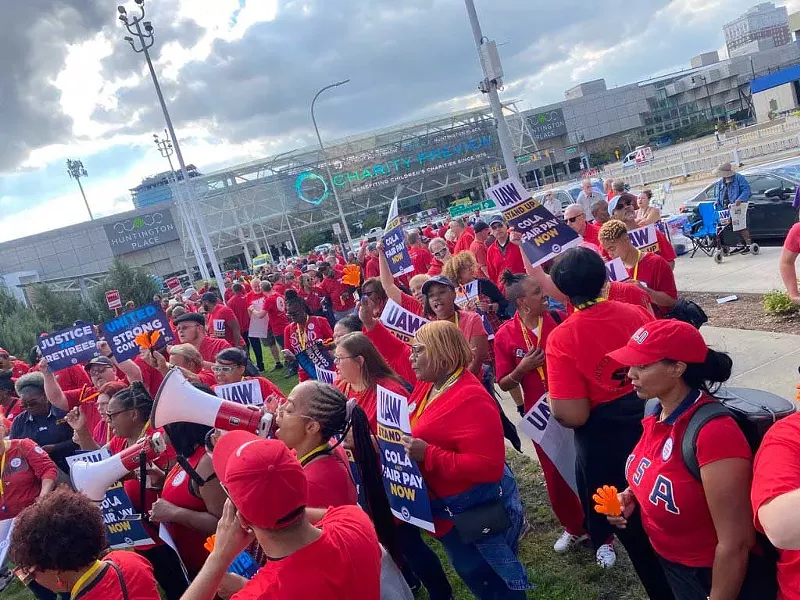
[592,485,622,516]
[134,330,161,350]
[342,264,361,287]
[204,534,215,554]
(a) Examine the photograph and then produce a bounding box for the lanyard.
[574,297,607,311]
[517,314,545,383]
[296,319,309,350]
[0,440,7,501]
[410,368,463,428]
[298,443,329,466]
[70,560,104,600]
[631,250,642,282]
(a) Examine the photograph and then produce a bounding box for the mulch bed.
[682,291,800,335]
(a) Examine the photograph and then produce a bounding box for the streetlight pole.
[311,80,354,248]
[118,0,225,292]
[154,130,209,281]
[66,159,93,220]
[464,0,520,182]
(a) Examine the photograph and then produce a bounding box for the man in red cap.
[182,432,382,600]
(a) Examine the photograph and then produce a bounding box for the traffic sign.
[333,222,341,236]
[448,199,496,218]
[165,277,182,294]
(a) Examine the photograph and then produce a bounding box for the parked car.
[313,243,333,255]
[679,158,800,240]
[365,227,384,241]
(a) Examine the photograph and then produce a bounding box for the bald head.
[564,204,587,234]
[564,204,584,220]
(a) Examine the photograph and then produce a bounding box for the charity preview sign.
[38,324,100,372]
[101,303,174,362]
[486,178,581,268]
[376,385,435,532]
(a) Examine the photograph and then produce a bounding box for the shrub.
[764,290,799,315]
[0,288,51,360]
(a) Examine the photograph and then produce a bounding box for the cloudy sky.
[1,0,798,242]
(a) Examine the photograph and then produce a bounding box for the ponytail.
[667,349,733,396]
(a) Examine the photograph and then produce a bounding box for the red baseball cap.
[212,431,307,530]
[608,320,708,366]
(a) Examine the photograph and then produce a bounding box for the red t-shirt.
[197,336,232,364]
[263,293,290,336]
[299,288,323,313]
[409,246,434,276]
[228,292,251,332]
[427,260,443,276]
[0,439,58,517]
[273,283,287,296]
[64,387,103,439]
[656,229,677,263]
[408,370,505,536]
[224,287,235,303]
[284,317,334,382]
[133,355,164,399]
[231,505,381,600]
[335,376,409,433]
[627,393,752,567]
[784,222,800,253]
[81,551,161,600]
[752,413,800,600]
[362,322,417,388]
[494,313,560,412]
[364,257,380,279]
[469,238,488,271]
[583,221,601,247]
[628,252,678,301]
[547,301,653,407]
[319,277,355,312]
[10,360,29,379]
[607,281,654,313]
[303,446,358,509]
[453,229,475,255]
[206,304,242,347]
[486,241,525,287]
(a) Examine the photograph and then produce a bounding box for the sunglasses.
[212,364,238,373]
[565,215,583,224]
[433,249,448,259]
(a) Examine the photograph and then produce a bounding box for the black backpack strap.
[548,310,562,325]
[681,402,732,482]
[109,562,130,600]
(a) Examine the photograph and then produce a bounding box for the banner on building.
[486,177,581,268]
[518,393,578,494]
[101,303,174,363]
[380,299,430,344]
[376,385,435,532]
[605,257,630,282]
[38,325,100,372]
[215,379,264,406]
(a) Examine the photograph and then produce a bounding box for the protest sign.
[605,257,630,282]
[295,343,335,381]
[247,298,269,339]
[344,447,368,510]
[105,290,122,311]
[382,226,414,278]
[376,385,435,532]
[38,324,100,372]
[102,482,154,549]
[627,224,659,253]
[0,518,14,567]
[486,177,580,268]
[165,277,182,295]
[215,379,263,406]
[317,367,337,384]
[65,448,112,469]
[380,299,429,344]
[730,202,748,232]
[101,302,174,362]
[519,394,578,494]
[455,281,478,308]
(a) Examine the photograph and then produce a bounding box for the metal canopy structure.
[174,101,537,262]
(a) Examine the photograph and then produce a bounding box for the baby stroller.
[683,201,759,264]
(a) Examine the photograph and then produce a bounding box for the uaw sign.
[104,210,180,256]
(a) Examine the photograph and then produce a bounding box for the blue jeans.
[396,523,453,600]
[439,528,528,600]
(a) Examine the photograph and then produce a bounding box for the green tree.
[0,288,51,360]
[89,258,162,320]
[28,284,98,329]
[297,229,333,253]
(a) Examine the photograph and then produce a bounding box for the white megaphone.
[151,368,273,436]
[70,434,167,502]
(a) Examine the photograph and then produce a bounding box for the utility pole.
[118,0,225,292]
[66,159,93,220]
[464,0,520,182]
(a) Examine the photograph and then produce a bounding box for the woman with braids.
[281,290,334,382]
[403,321,530,599]
[494,271,587,554]
[66,383,186,600]
[10,487,160,600]
[333,332,411,432]
[148,392,227,578]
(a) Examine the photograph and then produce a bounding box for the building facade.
[724,2,791,57]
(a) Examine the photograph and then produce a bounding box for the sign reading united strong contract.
[104,210,180,256]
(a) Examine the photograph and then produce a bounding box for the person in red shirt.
[0,421,56,519]
[202,292,243,348]
[564,204,601,247]
[10,488,160,600]
[354,298,417,386]
[408,230,434,276]
[0,371,24,421]
[282,293,334,382]
[227,283,252,351]
[52,361,92,392]
[223,279,234,304]
[450,218,475,255]
[599,220,677,315]
[271,273,288,296]
[545,248,672,597]
[422,223,436,240]
[298,274,323,314]
[752,413,800,600]
[486,216,525,287]
[363,244,381,279]
[0,347,29,379]
[403,321,530,598]
[608,193,677,267]
[261,281,290,347]
[779,221,800,304]
[494,273,586,553]
[174,312,233,368]
[182,433,382,600]
[145,343,217,389]
[211,348,286,403]
[608,320,763,599]
[469,221,491,277]
[317,264,356,319]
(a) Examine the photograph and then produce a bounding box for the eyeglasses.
[410,344,426,357]
[433,249,448,259]
[106,408,134,420]
[565,215,583,224]
[212,364,238,373]
[333,355,354,364]
[88,366,112,377]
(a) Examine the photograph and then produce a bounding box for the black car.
[680,159,800,240]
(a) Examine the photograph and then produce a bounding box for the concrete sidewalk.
[674,245,783,294]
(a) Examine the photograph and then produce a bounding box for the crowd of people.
[0,172,798,600]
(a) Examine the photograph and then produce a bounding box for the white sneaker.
[553,530,588,553]
[595,543,617,569]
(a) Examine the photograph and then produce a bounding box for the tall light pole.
[464,0,520,182]
[311,80,353,248]
[118,0,225,292]
[154,130,210,281]
[66,159,93,220]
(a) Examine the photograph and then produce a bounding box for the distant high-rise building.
[724,3,791,57]
[130,165,201,209]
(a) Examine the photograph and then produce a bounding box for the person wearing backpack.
[606,319,771,599]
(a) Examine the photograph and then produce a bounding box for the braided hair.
[110,382,153,423]
[284,289,310,316]
[298,381,401,565]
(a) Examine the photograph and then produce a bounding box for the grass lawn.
[1,348,648,599]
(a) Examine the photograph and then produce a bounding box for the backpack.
[665,298,708,330]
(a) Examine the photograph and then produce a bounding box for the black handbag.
[446,487,511,545]
[666,297,708,329]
